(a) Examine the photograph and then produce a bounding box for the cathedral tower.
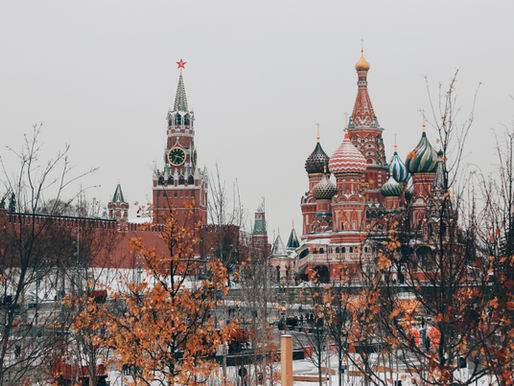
[301,130,330,236]
[152,60,208,225]
[348,49,387,212]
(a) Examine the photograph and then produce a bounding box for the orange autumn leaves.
[67,207,235,385]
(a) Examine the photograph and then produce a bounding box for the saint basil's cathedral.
[270,49,445,284]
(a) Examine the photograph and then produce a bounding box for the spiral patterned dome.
[405,131,438,174]
[328,130,367,174]
[305,142,330,174]
[380,176,403,197]
[389,149,410,183]
[312,173,337,200]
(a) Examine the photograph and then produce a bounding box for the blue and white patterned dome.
[389,148,410,183]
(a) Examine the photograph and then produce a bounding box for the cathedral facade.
[292,50,444,283]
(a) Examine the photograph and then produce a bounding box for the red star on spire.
[177,59,186,69]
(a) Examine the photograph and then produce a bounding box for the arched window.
[188,175,194,185]
[179,175,185,185]
[175,115,182,125]
[336,247,340,253]
[276,266,280,282]
[319,248,324,254]
[158,176,165,185]
[167,176,173,185]
[184,114,190,125]
[342,247,346,253]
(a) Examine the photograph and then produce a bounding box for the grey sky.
[1,0,513,238]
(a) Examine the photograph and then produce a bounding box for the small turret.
[286,225,300,250]
[108,182,129,230]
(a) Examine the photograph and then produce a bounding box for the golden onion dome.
[355,50,370,71]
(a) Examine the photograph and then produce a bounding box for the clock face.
[167,146,186,166]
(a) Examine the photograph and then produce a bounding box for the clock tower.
[152,60,208,225]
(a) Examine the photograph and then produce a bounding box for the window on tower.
[158,176,164,185]
[188,175,194,185]
[168,176,173,185]
[179,175,185,185]
[176,115,182,125]
[184,114,190,125]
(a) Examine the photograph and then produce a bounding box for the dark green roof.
[173,71,188,112]
[286,228,300,249]
[112,183,126,203]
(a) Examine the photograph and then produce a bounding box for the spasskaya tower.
[152,59,208,225]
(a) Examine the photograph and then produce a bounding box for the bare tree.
[0,125,96,384]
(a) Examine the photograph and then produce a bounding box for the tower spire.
[316,122,320,142]
[350,48,377,128]
[173,59,188,112]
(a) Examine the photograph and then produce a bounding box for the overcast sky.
[1,0,513,239]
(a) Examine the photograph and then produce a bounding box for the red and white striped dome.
[328,130,367,174]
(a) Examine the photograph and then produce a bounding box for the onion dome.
[380,176,403,197]
[405,126,438,174]
[355,49,370,71]
[312,172,337,200]
[328,128,367,174]
[389,144,410,183]
[305,141,330,174]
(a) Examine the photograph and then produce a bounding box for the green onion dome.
[305,141,330,174]
[389,147,410,183]
[405,130,438,174]
[312,173,337,200]
[380,176,403,197]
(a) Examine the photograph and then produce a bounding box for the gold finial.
[355,40,370,71]
[344,125,349,136]
[323,162,327,174]
[394,133,398,152]
[316,122,320,142]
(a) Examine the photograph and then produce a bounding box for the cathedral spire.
[349,48,378,128]
[173,59,188,113]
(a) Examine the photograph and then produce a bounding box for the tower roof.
[173,67,189,113]
[380,176,403,197]
[389,145,410,183]
[355,49,370,71]
[349,49,379,128]
[286,227,300,249]
[111,183,126,203]
[305,142,330,174]
[328,128,367,174]
[270,234,287,257]
[405,126,438,174]
[312,172,337,200]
